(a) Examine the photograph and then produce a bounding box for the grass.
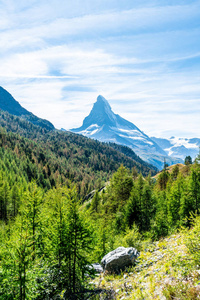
[91,230,200,299]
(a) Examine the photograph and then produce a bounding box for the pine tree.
[66,187,93,294]
[44,186,93,298]
[125,186,140,229]
[0,211,40,300]
[10,184,21,218]
[0,181,10,221]
[188,166,200,212]
[185,156,192,165]
[167,175,184,227]
[157,169,170,190]
[110,165,133,209]
[141,181,154,231]
[21,182,43,260]
[171,164,179,180]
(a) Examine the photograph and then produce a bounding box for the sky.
[0,0,200,138]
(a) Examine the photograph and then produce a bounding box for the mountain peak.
[71,95,116,130]
[96,95,112,111]
[97,95,108,103]
[70,95,172,170]
[71,95,142,131]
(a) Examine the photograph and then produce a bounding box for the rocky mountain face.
[71,95,181,169]
[151,136,200,162]
[0,86,54,130]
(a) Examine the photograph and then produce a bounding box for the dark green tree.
[188,166,200,212]
[185,156,192,165]
[171,164,179,181]
[167,175,184,227]
[44,186,93,298]
[125,186,140,229]
[157,169,170,190]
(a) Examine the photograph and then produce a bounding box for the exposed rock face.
[101,246,139,273]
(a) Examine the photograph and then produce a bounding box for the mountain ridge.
[151,136,200,161]
[0,86,54,130]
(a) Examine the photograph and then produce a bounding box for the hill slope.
[91,232,200,299]
[0,86,54,130]
[0,110,157,198]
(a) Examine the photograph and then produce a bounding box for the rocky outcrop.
[101,246,139,273]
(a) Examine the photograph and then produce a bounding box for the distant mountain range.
[151,136,200,162]
[71,95,183,170]
[0,86,54,130]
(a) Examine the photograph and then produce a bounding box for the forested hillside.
[0,107,200,299]
[0,109,157,196]
[83,161,200,245]
[0,150,200,299]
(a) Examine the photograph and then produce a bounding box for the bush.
[184,214,200,266]
[123,224,142,250]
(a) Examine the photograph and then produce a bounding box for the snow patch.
[165,148,174,156]
[79,124,100,136]
[169,137,199,149]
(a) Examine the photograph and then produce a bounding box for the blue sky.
[0,0,200,138]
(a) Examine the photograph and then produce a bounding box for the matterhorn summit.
[71,95,181,169]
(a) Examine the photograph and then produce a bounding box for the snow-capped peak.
[70,95,171,170]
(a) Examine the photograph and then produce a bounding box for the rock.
[101,246,139,273]
[84,190,96,201]
[90,263,103,274]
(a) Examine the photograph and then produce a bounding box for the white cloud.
[0,0,200,138]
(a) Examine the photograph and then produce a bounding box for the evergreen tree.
[20,182,44,260]
[0,181,10,221]
[167,175,184,227]
[66,187,93,295]
[0,209,43,300]
[141,181,154,231]
[44,186,93,298]
[110,165,133,211]
[157,169,170,190]
[125,186,140,229]
[185,155,192,165]
[10,184,21,218]
[103,165,133,214]
[188,166,200,212]
[171,164,179,181]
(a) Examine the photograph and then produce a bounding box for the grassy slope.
[91,232,200,299]
[153,163,191,180]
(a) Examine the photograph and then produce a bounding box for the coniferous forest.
[0,110,200,299]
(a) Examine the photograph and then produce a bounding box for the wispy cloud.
[0,0,200,138]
